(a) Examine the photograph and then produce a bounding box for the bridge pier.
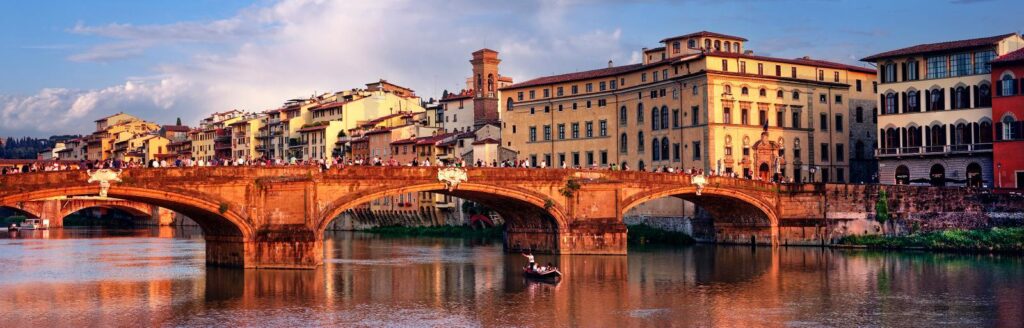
[505,221,627,255]
[206,228,323,269]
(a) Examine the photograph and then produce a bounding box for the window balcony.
[876,143,992,158]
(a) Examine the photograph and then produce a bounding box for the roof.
[162,125,190,132]
[297,125,329,133]
[472,48,498,55]
[644,46,666,53]
[500,63,645,90]
[861,33,1017,61]
[660,31,748,43]
[364,128,394,136]
[993,47,1024,65]
[498,76,513,82]
[390,138,416,145]
[414,133,453,145]
[471,138,500,145]
[94,112,127,122]
[709,51,876,74]
[441,89,474,101]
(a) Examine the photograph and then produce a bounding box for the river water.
[0,227,1021,327]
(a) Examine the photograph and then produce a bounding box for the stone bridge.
[2,197,171,227]
[0,167,1019,269]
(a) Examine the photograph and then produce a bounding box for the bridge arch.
[317,181,570,252]
[0,205,41,219]
[0,186,252,239]
[622,183,779,245]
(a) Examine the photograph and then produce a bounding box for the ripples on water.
[0,227,1021,327]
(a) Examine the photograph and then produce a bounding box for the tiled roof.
[162,125,190,132]
[500,63,645,90]
[992,47,1024,64]
[709,51,876,74]
[297,125,328,133]
[660,31,748,43]
[471,138,500,145]
[861,33,1017,61]
[414,133,453,145]
[441,90,474,101]
[390,138,416,145]
[644,46,666,52]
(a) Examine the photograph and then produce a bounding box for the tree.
[875,189,891,236]
[176,117,182,126]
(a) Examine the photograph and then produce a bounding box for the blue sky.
[0,0,1020,137]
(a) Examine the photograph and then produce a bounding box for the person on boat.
[522,252,536,270]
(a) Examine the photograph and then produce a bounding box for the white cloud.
[2,0,635,137]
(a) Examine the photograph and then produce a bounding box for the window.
[557,124,566,139]
[975,50,996,74]
[777,90,784,98]
[722,59,729,72]
[620,133,628,153]
[741,109,749,125]
[652,70,659,82]
[517,92,524,101]
[883,63,896,83]
[927,56,947,79]
[692,85,698,95]
[652,138,660,161]
[791,67,797,78]
[723,108,732,124]
[856,80,862,92]
[571,123,579,139]
[776,65,782,77]
[950,53,971,77]
[619,106,628,126]
[651,108,659,130]
[543,89,550,98]
[856,107,864,123]
[672,109,680,128]
[637,103,645,123]
[506,98,514,111]
[586,152,593,166]
[529,127,537,142]
[600,151,608,165]
[820,113,828,131]
[641,73,647,82]
[691,106,699,125]
[906,60,919,80]
[638,132,645,152]
[928,88,945,110]
[741,87,749,95]
[599,120,607,136]
[953,86,969,109]
[672,41,681,54]
[759,109,768,126]
[835,95,843,104]
[662,69,668,80]
[834,71,840,82]
[571,85,579,94]
[819,94,827,103]
[599,82,606,91]
[835,115,843,132]
[792,91,800,99]
[759,88,767,97]
[610,79,617,90]
[556,87,564,96]
[724,85,732,94]
[978,83,992,107]
[836,144,845,162]
[673,143,680,161]
[740,61,746,73]
[586,100,592,108]
[661,106,670,129]
[586,83,593,93]
[692,141,701,160]
[543,125,551,141]
[776,110,784,127]
[661,137,669,162]
[529,90,535,99]
[758,63,764,75]
[818,70,824,81]
[820,143,829,161]
[688,39,696,48]
[908,90,919,112]
[585,122,593,138]
[999,74,1017,96]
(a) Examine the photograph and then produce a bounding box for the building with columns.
[862,33,1024,187]
[499,31,876,183]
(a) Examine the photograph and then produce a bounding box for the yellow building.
[190,110,245,162]
[230,115,264,161]
[85,113,159,161]
[499,31,877,183]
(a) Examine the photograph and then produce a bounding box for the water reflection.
[0,229,1021,327]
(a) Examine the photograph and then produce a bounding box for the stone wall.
[623,215,693,235]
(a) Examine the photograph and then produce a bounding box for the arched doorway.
[758,163,770,181]
[895,165,910,185]
[929,164,945,187]
[966,163,982,188]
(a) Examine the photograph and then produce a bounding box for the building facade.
[991,47,1024,189]
[863,33,1024,187]
[500,31,877,183]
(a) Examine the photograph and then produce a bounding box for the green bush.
[627,224,696,246]
[838,227,1024,252]
[1,215,28,226]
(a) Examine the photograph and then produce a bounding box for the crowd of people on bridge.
[1,155,795,184]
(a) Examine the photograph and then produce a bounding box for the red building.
[992,47,1024,189]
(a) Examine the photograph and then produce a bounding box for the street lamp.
[997,163,1002,188]
[809,165,818,183]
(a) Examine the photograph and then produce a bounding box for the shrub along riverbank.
[838,227,1024,253]
[361,225,504,239]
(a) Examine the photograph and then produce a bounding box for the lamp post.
[997,163,1002,189]
[809,165,818,183]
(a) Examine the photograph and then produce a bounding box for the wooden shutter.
[895,92,900,113]
[918,90,924,112]
[914,61,920,80]
[996,80,1003,97]
[880,94,885,112]
[972,85,979,108]
[901,92,907,112]
[996,122,1003,141]
[925,90,931,111]
[901,62,908,81]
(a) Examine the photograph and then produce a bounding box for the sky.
[0,0,1021,138]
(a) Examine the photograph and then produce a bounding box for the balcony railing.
[876,143,992,157]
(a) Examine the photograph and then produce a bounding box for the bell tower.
[471,48,501,127]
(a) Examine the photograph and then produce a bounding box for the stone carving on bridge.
[87,169,122,198]
[437,168,468,191]
[691,174,707,196]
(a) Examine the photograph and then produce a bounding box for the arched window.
[966,162,983,188]
[741,87,749,95]
[1002,115,1017,140]
[954,123,969,145]
[652,138,660,161]
[724,85,732,95]
[1000,74,1016,96]
[688,39,696,48]
[651,108,659,130]
[672,41,681,54]
[661,137,669,161]
[759,88,767,97]
[885,93,897,114]
[506,97,514,111]
[620,133,628,153]
[953,86,969,109]
[895,165,910,185]
[661,106,669,130]
[638,132,645,152]
[724,41,732,52]
[619,106,628,125]
[487,74,494,92]
[637,103,644,123]
[978,83,992,107]
[907,90,919,112]
[929,164,946,187]
[792,90,800,99]
[980,120,993,143]
[476,74,482,90]
[725,135,733,156]
[776,90,784,98]
[714,40,721,51]
[885,127,899,149]
[705,39,711,49]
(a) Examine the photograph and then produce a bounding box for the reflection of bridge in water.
[1,166,1019,269]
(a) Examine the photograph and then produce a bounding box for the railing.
[876,143,993,157]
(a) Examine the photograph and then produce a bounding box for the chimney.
[744,50,754,55]
[608,60,614,68]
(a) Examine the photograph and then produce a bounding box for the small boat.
[7,224,17,232]
[19,218,49,230]
[523,266,562,280]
